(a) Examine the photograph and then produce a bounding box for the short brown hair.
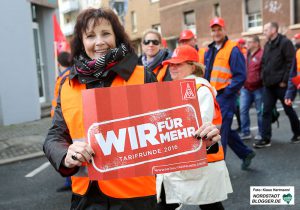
[57,51,72,67]
[70,8,134,60]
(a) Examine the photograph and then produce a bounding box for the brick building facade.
[160,0,300,50]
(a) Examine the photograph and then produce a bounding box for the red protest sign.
[82,79,207,180]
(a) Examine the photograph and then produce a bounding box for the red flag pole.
[52,14,70,78]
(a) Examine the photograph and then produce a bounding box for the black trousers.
[262,86,300,140]
[71,181,159,210]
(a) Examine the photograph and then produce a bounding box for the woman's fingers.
[194,122,219,140]
[64,142,95,168]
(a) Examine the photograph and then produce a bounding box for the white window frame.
[131,11,137,33]
[183,10,196,34]
[213,3,221,17]
[152,24,161,33]
[244,0,262,32]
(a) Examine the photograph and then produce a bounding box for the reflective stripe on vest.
[196,83,224,162]
[297,49,300,76]
[210,40,236,90]
[60,66,156,198]
[153,65,168,82]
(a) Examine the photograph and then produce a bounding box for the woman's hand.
[194,122,221,146]
[284,98,292,106]
[64,141,95,168]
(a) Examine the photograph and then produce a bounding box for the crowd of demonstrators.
[156,45,232,210]
[239,35,264,141]
[253,22,300,148]
[44,7,223,210]
[45,6,300,209]
[51,51,72,192]
[203,17,256,170]
[138,29,172,81]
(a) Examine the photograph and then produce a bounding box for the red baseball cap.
[238,38,246,44]
[162,45,199,65]
[179,30,195,41]
[294,33,300,40]
[210,17,225,27]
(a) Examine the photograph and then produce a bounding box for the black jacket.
[262,33,295,87]
[43,53,157,177]
[138,48,172,81]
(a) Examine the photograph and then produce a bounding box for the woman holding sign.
[43,8,222,210]
[156,45,232,210]
[44,7,159,210]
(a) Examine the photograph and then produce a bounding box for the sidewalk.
[0,117,52,165]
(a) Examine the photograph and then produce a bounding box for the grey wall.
[0,1,41,125]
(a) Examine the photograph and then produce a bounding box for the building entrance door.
[32,22,46,103]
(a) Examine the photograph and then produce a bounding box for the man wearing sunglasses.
[138,29,172,81]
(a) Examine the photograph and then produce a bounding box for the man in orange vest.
[51,51,72,192]
[284,33,300,144]
[178,29,207,65]
[204,17,256,170]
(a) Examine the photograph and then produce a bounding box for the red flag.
[53,14,70,54]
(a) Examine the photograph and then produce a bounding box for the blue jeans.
[217,93,253,159]
[240,87,263,136]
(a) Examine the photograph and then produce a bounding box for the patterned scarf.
[74,43,128,78]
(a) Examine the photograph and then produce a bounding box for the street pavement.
[0,102,300,209]
[0,117,51,165]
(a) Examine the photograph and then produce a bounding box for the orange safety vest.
[152,64,168,82]
[51,69,70,117]
[60,66,156,198]
[210,40,236,91]
[198,48,207,65]
[196,83,224,162]
[296,49,300,75]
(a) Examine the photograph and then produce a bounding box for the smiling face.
[82,18,116,60]
[169,62,195,81]
[142,32,161,59]
[211,25,226,45]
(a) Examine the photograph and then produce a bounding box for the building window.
[214,3,221,17]
[295,0,300,24]
[113,0,125,16]
[184,11,195,27]
[131,11,137,32]
[152,24,161,33]
[183,10,196,34]
[245,0,262,30]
